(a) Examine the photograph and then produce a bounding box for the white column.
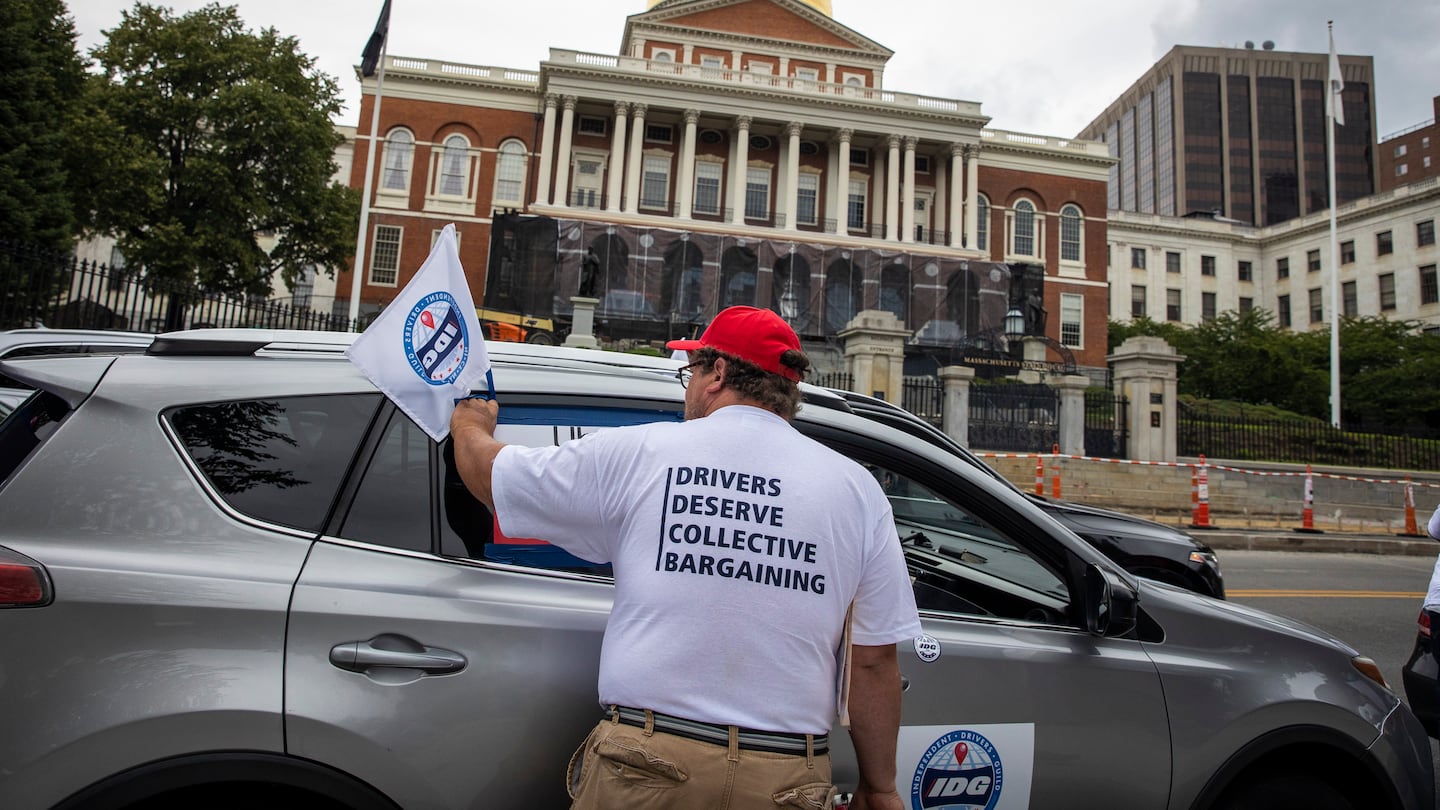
[830,128,851,234]
[783,121,802,231]
[965,145,980,250]
[885,134,901,241]
[901,136,917,243]
[552,96,577,207]
[534,94,558,206]
[729,115,751,225]
[947,144,964,247]
[607,101,629,212]
[624,103,647,214]
[676,109,699,219]
[934,151,947,244]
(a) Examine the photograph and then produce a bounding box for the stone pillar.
[837,310,910,404]
[607,101,629,212]
[934,151,947,244]
[1050,373,1090,457]
[783,121,803,231]
[948,144,964,247]
[564,296,600,349]
[830,129,852,234]
[939,365,976,448]
[552,96,577,207]
[1108,336,1185,462]
[676,109,699,219]
[1017,336,1048,384]
[624,104,646,214]
[885,135,901,241]
[729,115,752,224]
[900,136,917,243]
[534,94,558,206]
[964,145,980,250]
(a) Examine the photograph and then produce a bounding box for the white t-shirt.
[491,404,922,734]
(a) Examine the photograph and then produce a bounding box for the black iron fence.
[969,383,1058,452]
[902,375,944,427]
[1178,400,1440,471]
[811,371,854,392]
[1084,389,1128,459]
[0,239,352,333]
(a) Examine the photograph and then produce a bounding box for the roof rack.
[147,329,356,357]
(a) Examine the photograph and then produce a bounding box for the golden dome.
[647,0,832,16]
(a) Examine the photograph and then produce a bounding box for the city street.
[1221,548,1440,803]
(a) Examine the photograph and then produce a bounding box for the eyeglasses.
[675,362,700,389]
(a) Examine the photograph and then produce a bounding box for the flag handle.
[455,369,497,403]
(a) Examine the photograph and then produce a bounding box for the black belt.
[609,706,829,756]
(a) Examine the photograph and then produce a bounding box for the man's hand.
[451,397,499,438]
[450,398,503,511]
[849,786,904,810]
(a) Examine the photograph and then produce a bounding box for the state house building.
[340,0,1113,373]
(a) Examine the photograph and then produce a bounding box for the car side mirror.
[1083,562,1138,638]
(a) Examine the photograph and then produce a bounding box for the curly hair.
[689,345,810,420]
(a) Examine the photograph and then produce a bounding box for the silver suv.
[0,330,1431,810]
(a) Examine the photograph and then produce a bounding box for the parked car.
[1402,610,1438,737]
[0,329,1430,809]
[0,328,154,391]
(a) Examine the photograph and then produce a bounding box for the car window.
[867,461,1070,624]
[167,394,382,532]
[339,409,431,552]
[0,390,69,488]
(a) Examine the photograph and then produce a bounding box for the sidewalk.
[1195,526,1439,556]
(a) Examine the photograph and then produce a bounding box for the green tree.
[1338,316,1440,431]
[0,0,87,250]
[72,2,358,296]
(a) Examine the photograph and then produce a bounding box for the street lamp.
[1004,307,1026,339]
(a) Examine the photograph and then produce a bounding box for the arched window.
[493,140,526,205]
[663,239,706,320]
[438,135,470,197]
[720,246,757,307]
[879,264,908,322]
[772,253,812,332]
[975,195,989,252]
[824,258,863,333]
[1012,199,1036,257]
[1060,204,1083,262]
[381,129,414,191]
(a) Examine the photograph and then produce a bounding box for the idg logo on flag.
[347,224,491,441]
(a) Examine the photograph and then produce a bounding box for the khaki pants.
[566,716,834,809]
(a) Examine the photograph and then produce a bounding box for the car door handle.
[329,635,467,675]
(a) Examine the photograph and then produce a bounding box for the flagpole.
[1326,20,1341,428]
[349,27,388,331]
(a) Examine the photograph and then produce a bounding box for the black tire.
[526,331,556,345]
[1215,770,1355,810]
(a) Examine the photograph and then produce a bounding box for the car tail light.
[1419,610,1432,640]
[0,546,52,607]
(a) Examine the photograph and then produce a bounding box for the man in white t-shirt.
[1424,505,1440,700]
[451,305,921,810]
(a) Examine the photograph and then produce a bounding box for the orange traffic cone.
[1399,476,1424,537]
[1190,454,1213,529]
[1035,454,1045,496]
[1050,444,1062,500]
[1293,464,1323,533]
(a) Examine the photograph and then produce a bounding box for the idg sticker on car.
[897,724,1034,810]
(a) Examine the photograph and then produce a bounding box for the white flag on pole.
[346,224,491,441]
[1328,26,1345,127]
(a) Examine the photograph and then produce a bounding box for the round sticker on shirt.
[913,633,941,663]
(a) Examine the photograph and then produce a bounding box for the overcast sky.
[67,0,1439,139]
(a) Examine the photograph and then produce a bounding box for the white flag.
[347,224,491,441]
[1328,26,1345,127]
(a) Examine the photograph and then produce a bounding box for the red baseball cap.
[667,306,803,381]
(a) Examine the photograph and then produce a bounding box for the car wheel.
[526,331,556,346]
[1215,769,1355,810]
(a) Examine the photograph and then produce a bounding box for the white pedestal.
[564,296,600,349]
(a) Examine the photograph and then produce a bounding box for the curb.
[1203,530,1440,557]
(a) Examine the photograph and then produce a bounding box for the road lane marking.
[1228,589,1424,598]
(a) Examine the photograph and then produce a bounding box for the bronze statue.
[579,249,600,298]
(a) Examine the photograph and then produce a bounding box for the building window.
[1342,281,1357,317]
[651,49,675,62]
[914,155,931,174]
[1201,291,1216,322]
[1239,296,1253,312]
[1377,230,1393,256]
[640,154,671,210]
[847,178,868,231]
[1059,293,1083,347]
[1379,273,1396,311]
[1309,288,1323,323]
[1397,164,1410,177]
[1421,265,1439,305]
[700,55,725,69]
[1277,257,1290,279]
[492,140,526,205]
[1131,247,1146,269]
[578,116,607,136]
[1278,294,1291,327]
[1059,205,1082,262]
[1010,199,1037,257]
[794,67,819,81]
[693,161,723,215]
[1418,220,1435,247]
[1201,255,1216,276]
[1166,251,1180,273]
[571,157,603,209]
[744,166,770,219]
[1307,249,1321,273]
[796,172,819,226]
[1238,260,1252,282]
[1341,240,1355,264]
[1166,289,1181,322]
[849,147,868,167]
[438,134,470,197]
[975,195,989,251]
[370,225,401,286]
[645,124,673,144]
[1131,285,1146,318]
[1396,144,1408,158]
[381,129,414,191]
